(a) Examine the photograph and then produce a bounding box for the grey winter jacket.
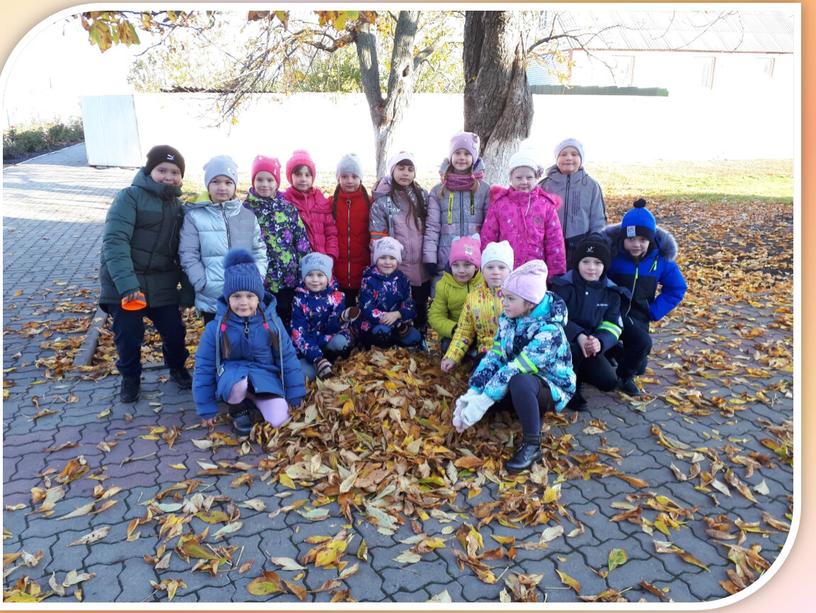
[423,180,490,269]
[179,197,268,313]
[539,166,606,251]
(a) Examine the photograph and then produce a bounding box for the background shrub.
[3,118,84,161]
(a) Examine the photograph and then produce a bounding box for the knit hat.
[481,240,514,270]
[222,249,264,301]
[372,236,404,264]
[448,235,481,267]
[554,138,584,162]
[336,153,362,179]
[508,148,542,177]
[572,233,610,273]
[204,155,239,187]
[285,150,316,186]
[449,131,480,161]
[251,155,281,186]
[386,151,417,177]
[300,252,333,282]
[145,145,185,177]
[502,259,549,305]
[621,198,656,242]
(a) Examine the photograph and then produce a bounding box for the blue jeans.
[300,333,352,381]
[362,324,422,349]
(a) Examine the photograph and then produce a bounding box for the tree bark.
[463,11,533,185]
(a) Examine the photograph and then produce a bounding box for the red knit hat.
[251,155,281,186]
[285,150,316,186]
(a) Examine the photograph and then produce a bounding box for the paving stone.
[117,555,159,602]
[70,561,124,601]
[381,557,450,594]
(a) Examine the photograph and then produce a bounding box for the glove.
[342,306,361,322]
[460,392,494,429]
[315,358,332,379]
[424,263,438,277]
[452,389,480,433]
[396,321,412,338]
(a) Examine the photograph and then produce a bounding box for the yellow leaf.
[556,569,581,593]
[246,571,285,595]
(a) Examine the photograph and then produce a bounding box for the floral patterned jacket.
[290,278,348,363]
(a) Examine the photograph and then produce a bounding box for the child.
[357,237,422,348]
[452,260,575,473]
[423,132,490,274]
[369,151,432,331]
[428,235,483,354]
[283,150,339,260]
[550,234,629,409]
[441,240,514,373]
[243,155,311,329]
[193,249,306,435]
[331,153,371,305]
[99,145,194,403]
[604,199,687,396]
[480,148,566,277]
[539,138,607,263]
[291,252,360,381]
[180,155,267,323]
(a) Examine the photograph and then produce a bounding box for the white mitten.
[460,392,494,428]
[452,390,478,433]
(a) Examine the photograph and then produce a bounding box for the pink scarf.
[441,157,486,192]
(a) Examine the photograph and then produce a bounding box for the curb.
[73,306,108,367]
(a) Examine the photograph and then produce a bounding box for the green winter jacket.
[99,169,193,308]
[428,271,484,339]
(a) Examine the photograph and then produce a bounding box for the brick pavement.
[2,146,795,603]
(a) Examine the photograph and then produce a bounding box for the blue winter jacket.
[193,293,306,419]
[357,265,417,333]
[469,293,576,412]
[291,280,348,363]
[603,224,687,325]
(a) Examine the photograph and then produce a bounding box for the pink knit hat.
[285,150,316,186]
[502,259,549,304]
[251,155,281,185]
[448,235,481,267]
[449,131,480,160]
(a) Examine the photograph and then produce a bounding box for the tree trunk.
[355,11,420,179]
[463,11,533,185]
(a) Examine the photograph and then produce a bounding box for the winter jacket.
[282,186,339,259]
[428,271,484,339]
[469,292,575,412]
[539,166,606,252]
[444,284,503,364]
[332,186,371,290]
[423,180,490,268]
[357,264,417,333]
[290,279,348,364]
[179,195,267,314]
[243,189,310,293]
[193,293,306,419]
[480,186,566,276]
[99,169,193,308]
[369,177,431,287]
[550,270,629,354]
[603,224,687,325]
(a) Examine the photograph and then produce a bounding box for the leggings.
[227,378,289,427]
[495,374,555,439]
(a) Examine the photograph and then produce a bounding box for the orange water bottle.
[121,291,147,311]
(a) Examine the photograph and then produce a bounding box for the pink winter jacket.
[480,185,566,276]
[283,186,339,259]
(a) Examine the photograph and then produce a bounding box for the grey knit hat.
[336,153,362,180]
[203,155,239,187]
[300,252,334,281]
[554,138,584,162]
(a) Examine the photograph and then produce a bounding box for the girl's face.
[229,291,259,317]
[482,261,510,289]
[392,162,415,187]
[451,261,478,284]
[376,255,399,275]
[556,147,581,175]
[578,256,604,282]
[304,271,329,292]
[292,166,314,192]
[150,162,183,187]
[339,172,361,193]
[502,290,534,319]
[509,167,537,192]
[254,171,278,198]
[209,176,236,203]
[623,236,650,259]
[450,148,474,172]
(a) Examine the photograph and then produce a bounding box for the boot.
[618,377,641,397]
[119,375,140,403]
[567,385,588,411]
[505,435,543,473]
[228,402,253,436]
[169,367,192,390]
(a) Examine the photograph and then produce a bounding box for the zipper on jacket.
[222,207,232,247]
[624,263,639,319]
[243,317,249,338]
[346,199,352,287]
[564,174,571,234]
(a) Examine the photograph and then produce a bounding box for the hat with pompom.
[502,259,549,305]
[222,249,264,301]
[621,198,656,242]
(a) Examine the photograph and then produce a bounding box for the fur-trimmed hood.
[603,223,680,262]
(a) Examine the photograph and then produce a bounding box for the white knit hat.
[481,240,514,270]
[508,148,542,177]
[386,151,417,176]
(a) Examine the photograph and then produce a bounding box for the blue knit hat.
[300,252,333,282]
[621,198,656,242]
[222,249,264,301]
[204,155,239,188]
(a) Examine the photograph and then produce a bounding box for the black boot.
[505,436,543,473]
[119,375,140,403]
[618,377,641,397]
[169,367,192,390]
[228,402,252,436]
[567,385,588,411]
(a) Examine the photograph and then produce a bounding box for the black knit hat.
[572,233,611,274]
[145,145,186,177]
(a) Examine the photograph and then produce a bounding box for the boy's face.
[623,236,650,259]
[376,255,399,275]
[150,162,183,187]
[556,147,581,175]
[254,171,278,198]
[304,271,329,292]
[578,256,604,281]
[292,167,314,192]
[450,148,474,171]
[482,261,510,289]
[229,291,259,317]
[451,260,478,284]
[502,290,533,319]
[509,167,537,192]
[338,172,361,193]
[209,176,236,203]
[392,163,415,187]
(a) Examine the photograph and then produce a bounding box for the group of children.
[99,134,687,471]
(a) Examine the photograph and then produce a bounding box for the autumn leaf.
[608,548,628,572]
[556,569,581,593]
[69,526,110,546]
[247,571,285,595]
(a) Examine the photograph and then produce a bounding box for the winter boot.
[119,375,140,403]
[567,385,588,411]
[228,401,253,436]
[618,377,641,397]
[169,367,192,390]
[505,435,543,473]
